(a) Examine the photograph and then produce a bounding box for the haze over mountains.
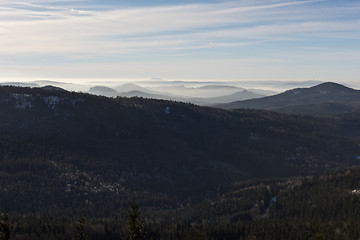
[0,79,296,106]
[2,0,359,237]
[87,82,269,105]
[3,80,360,116]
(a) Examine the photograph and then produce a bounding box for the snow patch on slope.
[44,96,60,109]
[12,94,33,109]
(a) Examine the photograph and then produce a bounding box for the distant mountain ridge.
[88,83,267,105]
[89,86,119,97]
[188,90,263,105]
[216,82,360,115]
[0,80,276,105]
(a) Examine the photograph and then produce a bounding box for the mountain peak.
[216,81,360,115]
[41,85,66,92]
[119,83,140,87]
[89,86,117,93]
[310,82,354,92]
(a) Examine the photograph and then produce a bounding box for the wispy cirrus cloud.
[0,0,359,82]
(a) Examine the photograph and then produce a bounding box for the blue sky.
[0,0,359,85]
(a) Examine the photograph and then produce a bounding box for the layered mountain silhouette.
[89,86,119,97]
[216,82,360,115]
[88,83,266,105]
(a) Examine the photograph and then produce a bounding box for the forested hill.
[149,165,360,239]
[0,85,360,216]
[216,82,360,115]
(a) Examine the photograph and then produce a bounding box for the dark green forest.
[4,166,360,239]
[1,86,360,239]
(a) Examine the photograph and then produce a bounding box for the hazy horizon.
[0,78,329,93]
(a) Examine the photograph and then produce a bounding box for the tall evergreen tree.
[0,209,11,240]
[74,213,88,240]
[127,201,146,240]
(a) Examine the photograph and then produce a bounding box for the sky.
[0,0,359,86]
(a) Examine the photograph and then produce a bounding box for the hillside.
[5,165,360,239]
[148,165,360,239]
[0,86,360,218]
[216,82,360,115]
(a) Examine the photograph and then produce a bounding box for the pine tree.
[74,213,88,240]
[127,201,146,240]
[0,209,11,240]
[193,226,206,240]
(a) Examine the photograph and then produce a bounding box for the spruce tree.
[0,209,11,240]
[127,201,146,240]
[74,213,88,240]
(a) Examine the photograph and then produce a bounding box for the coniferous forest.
[1,86,360,239]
